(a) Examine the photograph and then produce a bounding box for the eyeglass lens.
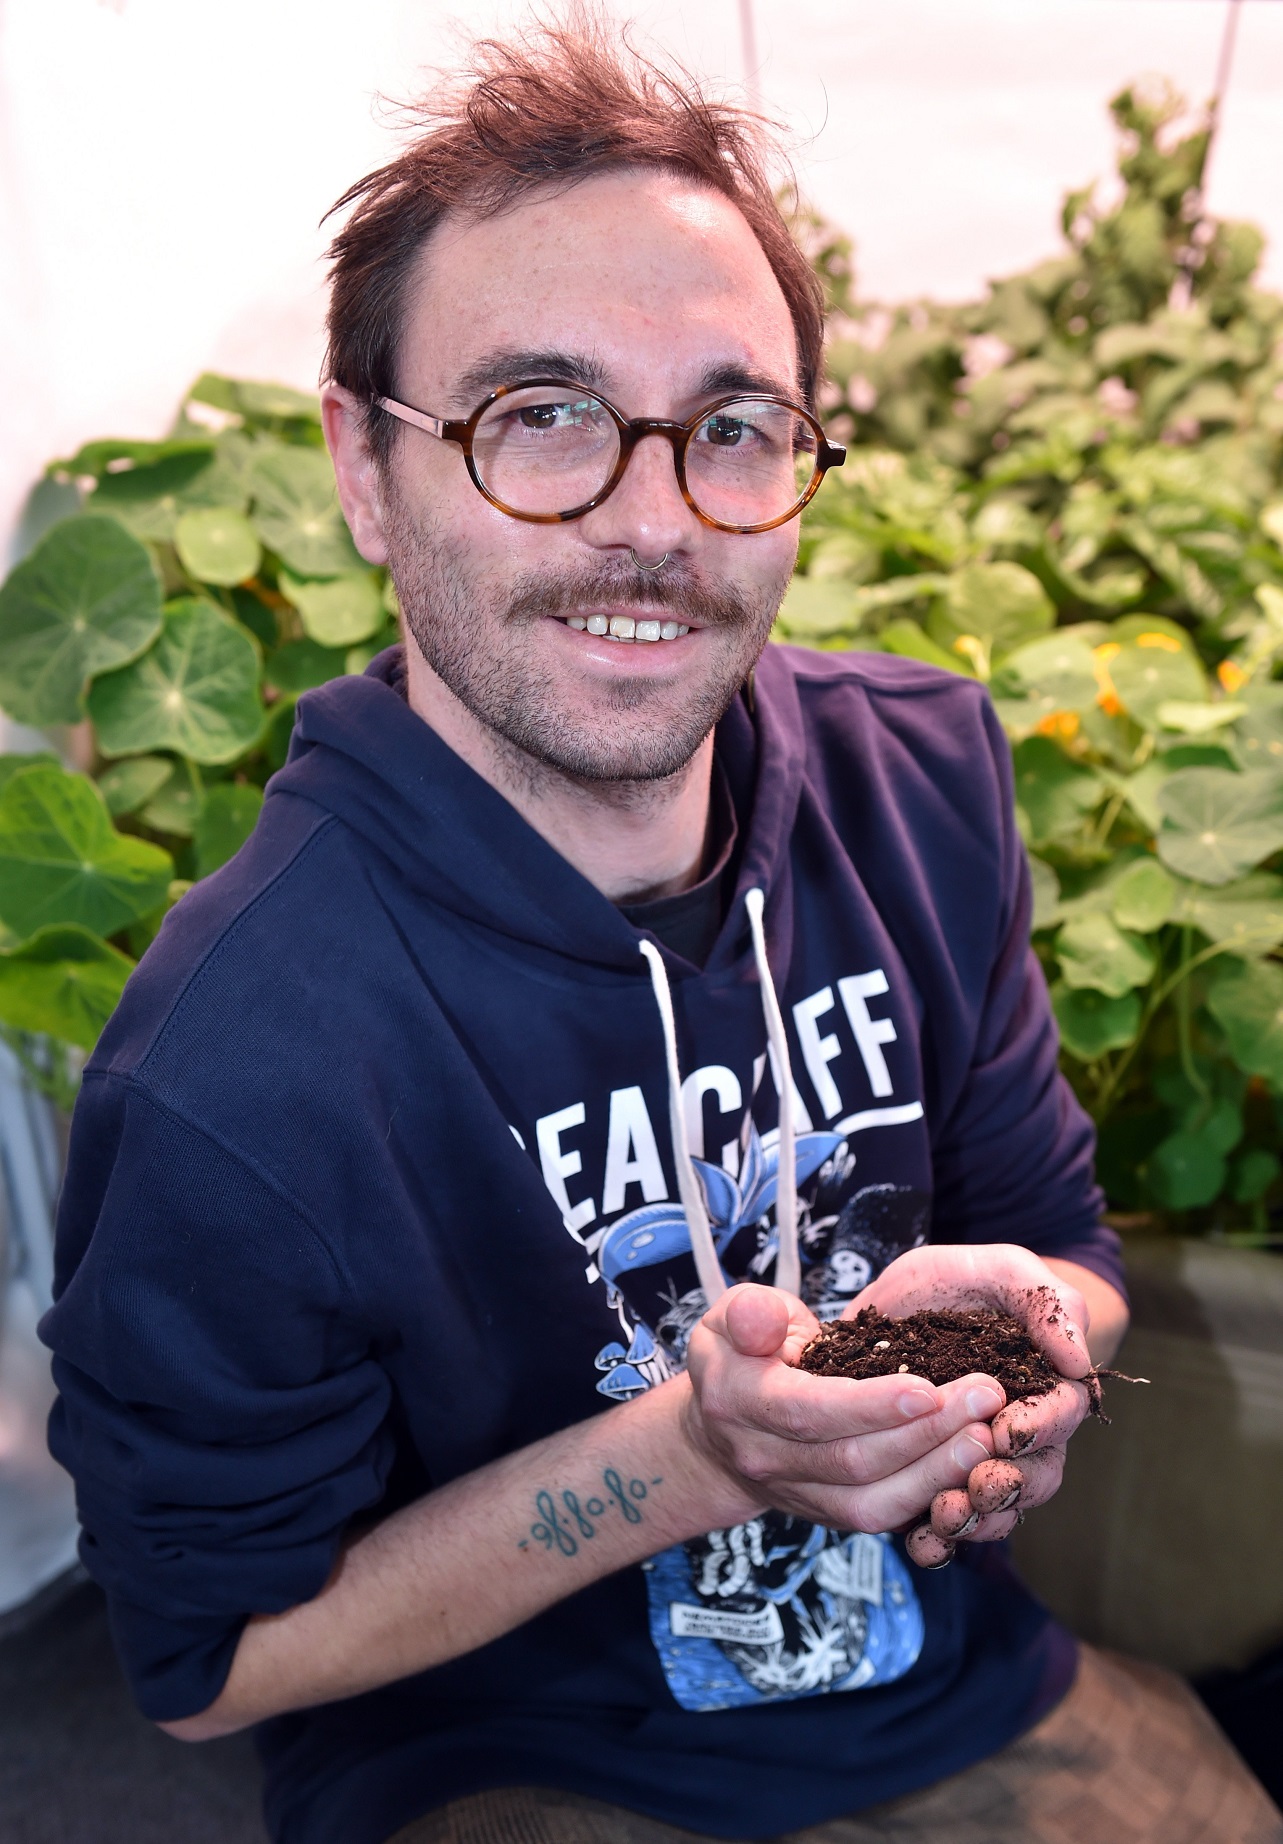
[469,387,820,525]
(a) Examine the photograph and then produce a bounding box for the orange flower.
[1218,659,1248,694]
[1135,631,1182,652]
[1036,710,1081,741]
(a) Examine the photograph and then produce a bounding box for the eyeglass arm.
[375,396,448,441]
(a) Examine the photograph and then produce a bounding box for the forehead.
[398,168,800,405]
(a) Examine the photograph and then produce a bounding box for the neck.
[403,646,715,903]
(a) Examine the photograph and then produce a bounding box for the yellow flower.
[1218,659,1248,694]
[1092,641,1122,715]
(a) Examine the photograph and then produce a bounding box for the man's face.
[351,169,803,783]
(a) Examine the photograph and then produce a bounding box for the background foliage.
[0,79,1280,1239]
[783,80,1283,1241]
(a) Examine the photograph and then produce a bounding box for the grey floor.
[1,1574,267,1844]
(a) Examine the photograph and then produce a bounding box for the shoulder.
[89,787,363,1088]
[760,641,1009,791]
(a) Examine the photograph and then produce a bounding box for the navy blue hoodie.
[43,643,1121,1844]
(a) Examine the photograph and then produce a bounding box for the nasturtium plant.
[0,371,396,1105]
[1,75,1281,1238]
[781,77,1283,1241]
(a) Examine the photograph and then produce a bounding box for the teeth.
[568,613,689,641]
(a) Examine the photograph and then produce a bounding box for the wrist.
[668,1372,768,1533]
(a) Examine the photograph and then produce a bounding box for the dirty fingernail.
[921,1547,954,1570]
[953,1511,980,1538]
[966,1386,1003,1419]
[898,1389,937,1419]
[952,1434,990,1469]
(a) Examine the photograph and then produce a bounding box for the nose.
[577,430,703,564]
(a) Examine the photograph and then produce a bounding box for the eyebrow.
[450,348,610,406]
[696,360,798,401]
[447,349,800,413]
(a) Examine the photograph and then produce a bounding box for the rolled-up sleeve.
[41,1076,395,1721]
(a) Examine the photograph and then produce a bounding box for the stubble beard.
[383,488,781,793]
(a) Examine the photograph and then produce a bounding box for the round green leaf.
[1170,873,1283,957]
[175,508,262,586]
[0,753,58,792]
[249,448,361,576]
[1056,913,1156,996]
[1051,983,1141,1060]
[930,562,1055,659]
[1109,639,1206,728]
[264,638,350,695]
[1156,766,1283,886]
[193,783,264,878]
[1146,1131,1225,1210]
[1012,736,1104,843]
[1192,1096,1244,1158]
[87,449,241,541]
[280,570,384,647]
[1157,700,1244,735]
[0,923,134,1052]
[96,755,171,818]
[1234,700,1283,772]
[992,633,1099,715]
[1229,1148,1280,1204]
[231,379,321,422]
[776,576,865,641]
[87,598,265,766]
[0,762,172,938]
[141,765,202,838]
[1111,858,1176,932]
[1027,853,1060,931]
[0,516,163,724]
[1207,958,1283,1088]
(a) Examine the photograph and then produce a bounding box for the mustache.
[502,563,756,630]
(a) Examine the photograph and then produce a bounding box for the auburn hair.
[323,14,826,466]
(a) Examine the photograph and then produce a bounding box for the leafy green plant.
[0,374,396,1103]
[783,80,1283,1241]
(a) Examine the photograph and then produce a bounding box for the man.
[42,20,1279,1844]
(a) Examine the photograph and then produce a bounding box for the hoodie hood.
[270,644,806,979]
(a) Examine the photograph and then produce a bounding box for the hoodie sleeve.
[928,701,1125,1301]
[40,1074,395,1723]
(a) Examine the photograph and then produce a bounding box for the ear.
[322,384,391,566]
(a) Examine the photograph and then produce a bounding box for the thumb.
[721,1283,793,1359]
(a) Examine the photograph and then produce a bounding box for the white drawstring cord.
[639,939,727,1305]
[744,888,799,1296]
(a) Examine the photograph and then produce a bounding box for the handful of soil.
[796,1305,1134,1421]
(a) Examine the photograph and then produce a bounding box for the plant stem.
[1091,933,1230,1119]
[1176,927,1209,1099]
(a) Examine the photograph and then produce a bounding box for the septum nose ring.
[629,548,670,572]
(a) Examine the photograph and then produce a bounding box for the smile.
[559,613,690,645]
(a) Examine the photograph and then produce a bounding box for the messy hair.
[323,13,825,466]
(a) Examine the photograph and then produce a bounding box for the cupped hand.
[854,1244,1094,1567]
[683,1283,1004,1534]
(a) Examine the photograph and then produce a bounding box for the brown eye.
[704,415,745,448]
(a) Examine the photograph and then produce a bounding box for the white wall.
[2,0,1281,561]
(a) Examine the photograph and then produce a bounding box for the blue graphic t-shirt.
[43,645,1123,1844]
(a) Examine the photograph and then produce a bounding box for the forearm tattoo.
[517,1466,664,1558]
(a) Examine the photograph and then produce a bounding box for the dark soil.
[797,1306,1065,1405]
